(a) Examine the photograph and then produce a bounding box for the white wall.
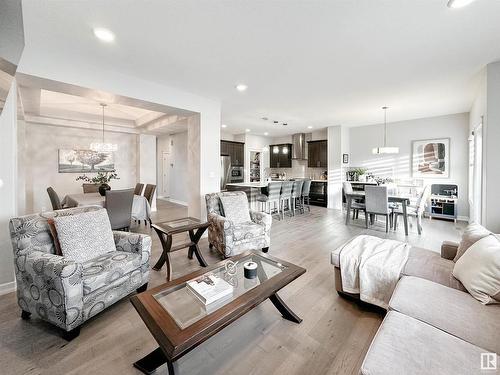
[23,122,138,213]
[484,62,500,232]
[349,113,470,219]
[157,131,189,205]
[0,83,17,290]
[138,134,157,211]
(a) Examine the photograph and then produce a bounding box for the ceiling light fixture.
[245,128,250,132]
[221,124,227,128]
[236,84,248,92]
[264,132,269,136]
[90,103,118,152]
[307,126,313,129]
[372,106,399,155]
[93,27,115,42]
[447,0,477,8]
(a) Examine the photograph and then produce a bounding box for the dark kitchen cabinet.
[220,140,244,166]
[269,144,292,168]
[308,140,327,168]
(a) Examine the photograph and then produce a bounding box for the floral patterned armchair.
[9,206,151,340]
[205,191,272,258]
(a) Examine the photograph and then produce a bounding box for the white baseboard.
[457,216,469,222]
[160,197,188,206]
[0,281,16,296]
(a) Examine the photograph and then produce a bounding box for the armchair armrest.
[207,213,235,252]
[249,210,272,233]
[113,231,152,267]
[15,251,84,331]
[441,241,459,260]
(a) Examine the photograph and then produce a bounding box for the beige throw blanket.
[339,235,410,309]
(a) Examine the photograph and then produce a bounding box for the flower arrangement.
[76,171,119,184]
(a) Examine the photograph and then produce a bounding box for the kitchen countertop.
[226,182,268,188]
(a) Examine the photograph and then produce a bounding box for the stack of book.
[187,274,233,305]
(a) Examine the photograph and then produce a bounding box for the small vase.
[99,183,111,196]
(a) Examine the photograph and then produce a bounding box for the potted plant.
[352,167,368,182]
[76,171,119,196]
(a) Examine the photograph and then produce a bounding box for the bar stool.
[256,181,283,219]
[291,180,304,216]
[279,181,294,220]
[301,179,311,213]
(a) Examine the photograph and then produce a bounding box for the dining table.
[344,192,411,236]
[61,192,151,221]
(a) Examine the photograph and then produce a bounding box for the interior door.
[162,152,171,198]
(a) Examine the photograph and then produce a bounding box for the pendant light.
[372,106,399,154]
[90,103,118,152]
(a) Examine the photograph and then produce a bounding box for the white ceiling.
[20,0,500,136]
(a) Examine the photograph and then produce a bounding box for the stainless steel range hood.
[292,133,306,159]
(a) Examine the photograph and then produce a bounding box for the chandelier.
[372,106,399,154]
[90,103,118,152]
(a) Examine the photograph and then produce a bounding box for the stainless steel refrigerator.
[220,155,231,190]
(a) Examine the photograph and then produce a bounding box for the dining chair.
[343,181,366,221]
[290,180,304,216]
[82,183,99,193]
[105,188,134,231]
[46,187,63,210]
[256,181,282,219]
[142,184,156,226]
[279,181,294,220]
[301,179,312,213]
[394,185,431,235]
[365,185,392,232]
[134,183,144,196]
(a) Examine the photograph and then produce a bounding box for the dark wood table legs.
[269,293,302,323]
[152,225,208,281]
[402,200,409,236]
[133,347,177,375]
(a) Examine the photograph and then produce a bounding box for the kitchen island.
[226,182,268,211]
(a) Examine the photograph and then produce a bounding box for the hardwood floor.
[0,200,465,375]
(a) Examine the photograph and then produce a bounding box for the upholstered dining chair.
[301,179,312,213]
[365,185,392,232]
[205,191,272,258]
[393,185,431,235]
[290,180,304,216]
[343,181,366,221]
[9,206,151,340]
[134,183,144,196]
[256,181,282,219]
[142,184,156,226]
[47,187,64,210]
[105,188,134,231]
[82,183,99,193]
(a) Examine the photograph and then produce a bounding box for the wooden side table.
[151,217,209,281]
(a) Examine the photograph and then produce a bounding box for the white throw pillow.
[454,223,491,262]
[54,209,116,263]
[219,194,251,224]
[453,234,500,304]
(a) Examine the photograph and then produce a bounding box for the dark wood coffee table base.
[133,291,301,375]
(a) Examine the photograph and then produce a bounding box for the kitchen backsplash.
[267,159,326,180]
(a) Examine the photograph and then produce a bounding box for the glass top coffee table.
[131,251,306,375]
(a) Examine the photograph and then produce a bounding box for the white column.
[327,125,343,210]
[138,134,157,211]
[484,62,500,231]
[0,82,17,291]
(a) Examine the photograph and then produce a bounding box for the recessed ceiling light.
[264,132,269,136]
[261,117,268,121]
[283,123,288,126]
[236,84,248,92]
[221,124,227,128]
[93,27,115,42]
[308,126,313,129]
[273,120,278,124]
[245,128,251,132]
[447,0,477,8]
